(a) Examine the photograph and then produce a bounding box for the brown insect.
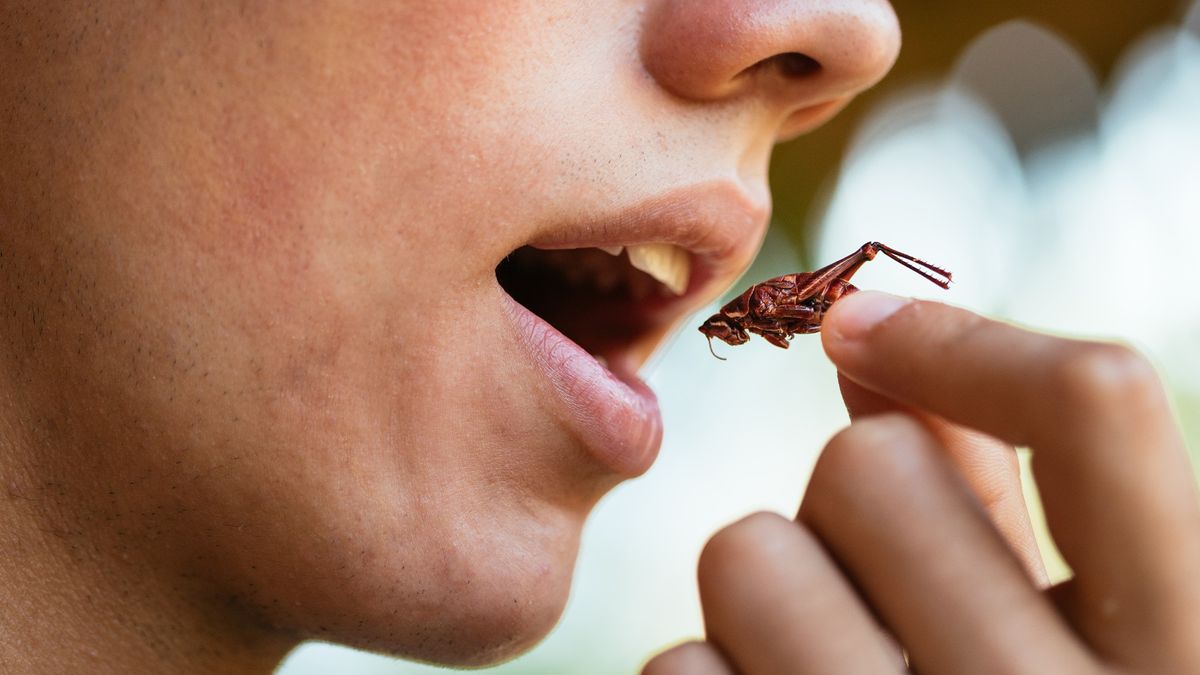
[699,241,952,359]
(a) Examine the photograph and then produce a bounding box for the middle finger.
[837,375,1046,584]
[799,413,1095,674]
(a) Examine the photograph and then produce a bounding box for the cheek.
[16,0,627,661]
[50,126,602,656]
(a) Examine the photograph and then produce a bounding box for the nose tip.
[641,0,900,112]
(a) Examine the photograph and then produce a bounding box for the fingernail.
[828,291,908,340]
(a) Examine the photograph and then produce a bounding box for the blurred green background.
[280,2,1200,673]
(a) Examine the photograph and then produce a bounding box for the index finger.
[821,292,1200,636]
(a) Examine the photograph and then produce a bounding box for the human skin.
[0,1,903,673]
[646,292,1200,674]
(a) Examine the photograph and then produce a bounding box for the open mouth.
[495,243,693,371]
[491,183,769,478]
[494,242,699,477]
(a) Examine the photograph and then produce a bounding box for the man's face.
[1,0,898,664]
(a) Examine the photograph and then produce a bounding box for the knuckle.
[698,511,792,591]
[1051,342,1162,415]
[641,641,723,675]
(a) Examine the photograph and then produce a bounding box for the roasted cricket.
[699,242,951,359]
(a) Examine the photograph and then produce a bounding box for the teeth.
[626,243,691,295]
[599,246,624,256]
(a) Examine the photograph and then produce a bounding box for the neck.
[0,421,296,674]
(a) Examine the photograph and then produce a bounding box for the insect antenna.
[706,336,727,361]
[877,245,952,289]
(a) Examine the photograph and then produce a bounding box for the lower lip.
[501,295,663,478]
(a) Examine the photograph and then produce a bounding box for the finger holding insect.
[822,292,1200,665]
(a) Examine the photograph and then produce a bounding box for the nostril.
[772,52,822,79]
[642,2,898,102]
[739,52,823,83]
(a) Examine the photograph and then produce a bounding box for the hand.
[646,291,1200,674]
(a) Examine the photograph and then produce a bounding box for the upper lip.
[527,181,769,299]
[511,180,772,367]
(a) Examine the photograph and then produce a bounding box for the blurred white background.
[280,5,1200,673]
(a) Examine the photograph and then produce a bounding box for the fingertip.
[823,291,909,348]
[642,641,732,675]
[698,512,794,592]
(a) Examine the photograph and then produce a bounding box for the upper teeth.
[623,243,691,295]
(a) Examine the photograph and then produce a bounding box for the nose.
[641,0,900,127]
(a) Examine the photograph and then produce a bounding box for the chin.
[269,502,583,668]
[403,552,576,668]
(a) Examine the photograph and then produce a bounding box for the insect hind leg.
[762,304,816,320]
[757,332,791,349]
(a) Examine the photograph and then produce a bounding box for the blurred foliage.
[1176,391,1200,477]
[769,0,1183,265]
